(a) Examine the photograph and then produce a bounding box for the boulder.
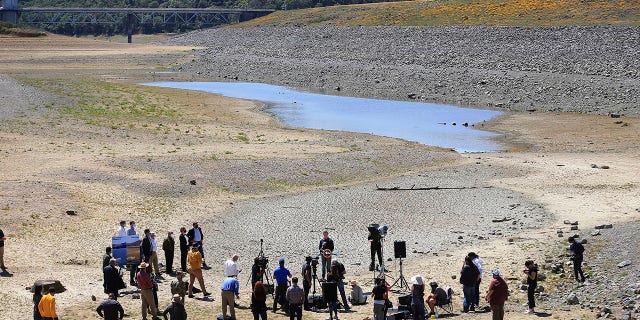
[30,280,66,293]
[567,293,580,305]
[617,260,631,268]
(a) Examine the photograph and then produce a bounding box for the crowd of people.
[13,222,588,320]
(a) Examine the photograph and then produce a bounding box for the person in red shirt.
[485,268,509,320]
[136,262,160,320]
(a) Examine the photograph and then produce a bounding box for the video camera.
[310,256,319,267]
[368,223,388,239]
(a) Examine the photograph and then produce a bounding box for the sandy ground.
[0,33,638,320]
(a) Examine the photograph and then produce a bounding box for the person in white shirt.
[116,220,127,237]
[468,252,483,307]
[150,232,160,276]
[225,255,241,277]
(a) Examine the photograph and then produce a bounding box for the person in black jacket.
[187,222,207,268]
[141,229,152,263]
[179,227,189,272]
[162,294,187,320]
[104,259,125,299]
[568,237,586,283]
[460,256,479,312]
[523,260,537,314]
[163,232,175,274]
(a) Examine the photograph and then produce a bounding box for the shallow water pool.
[144,82,504,153]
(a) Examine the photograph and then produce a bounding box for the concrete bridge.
[1,0,274,41]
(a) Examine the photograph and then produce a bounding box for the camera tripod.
[310,261,322,311]
[247,239,274,295]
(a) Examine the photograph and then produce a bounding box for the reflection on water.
[145,82,504,153]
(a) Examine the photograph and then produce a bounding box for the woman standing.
[179,227,189,272]
[409,275,426,320]
[187,244,210,298]
[32,284,43,320]
[524,260,537,314]
[372,277,387,320]
[251,281,268,320]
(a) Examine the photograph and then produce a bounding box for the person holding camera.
[328,260,350,311]
[301,257,313,310]
[368,225,383,272]
[568,237,586,283]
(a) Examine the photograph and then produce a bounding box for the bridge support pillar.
[1,0,19,24]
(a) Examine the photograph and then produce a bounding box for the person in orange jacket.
[38,287,58,320]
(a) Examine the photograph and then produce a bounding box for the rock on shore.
[162,26,639,116]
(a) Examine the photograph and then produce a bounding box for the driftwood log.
[375,185,492,191]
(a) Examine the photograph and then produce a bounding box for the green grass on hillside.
[237,0,640,27]
[0,21,47,37]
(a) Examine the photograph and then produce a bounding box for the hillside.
[237,0,640,26]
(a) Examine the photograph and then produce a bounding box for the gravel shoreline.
[162,26,640,116]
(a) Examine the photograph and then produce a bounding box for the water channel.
[145,82,505,153]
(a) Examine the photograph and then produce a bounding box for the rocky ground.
[162,26,640,116]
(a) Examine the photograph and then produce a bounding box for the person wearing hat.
[486,269,509,320]
[187,244,211,298]
[426,280,447,318]
[272,258,292,313]
[170,272,188,303]
[136,262,160,320]
[409,275,426,320]
[163,231,175,274]
[162,294,187,320]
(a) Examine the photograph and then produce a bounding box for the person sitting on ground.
[96,293,125,320]
[162,294,187,320]
[349,280,366,305]
[426,280,448,318]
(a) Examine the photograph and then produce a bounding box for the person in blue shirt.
[273,258,292,314]
[568,237,586,283]
[221,276,240,319]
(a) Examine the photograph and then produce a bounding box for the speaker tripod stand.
[390,257,410,292]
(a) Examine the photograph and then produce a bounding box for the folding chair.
[435,287,454,315]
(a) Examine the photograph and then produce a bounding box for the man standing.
[163,231,175,274]
[460,256,479,312]
[486,269,509,320]
[273,258,292,313]
[221,275,240,320]
[38,287,58,320]
[225,254,241,277]
[568,237,586,283]
[328,260,350,311]
[136,262,159,320]
[318,230,334,280]
[96,293,125,320]
[179,227,189,272]
[102,247,113,268]
[127,221,137,236]
[286,277,305,320]
[150,232,160,276]
[116,221,127,237]
[162,294,187,320]
[301,257,312,310]
[142,229,152,263]
[468,252,484,308]
[0,228,6,270]
[187,222,207,268]
[104,258,124,299]
[368,225,383,271]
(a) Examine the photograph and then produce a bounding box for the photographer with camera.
[302,257,312,310]
[328,260,350,311]
[368,225,383,272]
[251,257,264,291]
